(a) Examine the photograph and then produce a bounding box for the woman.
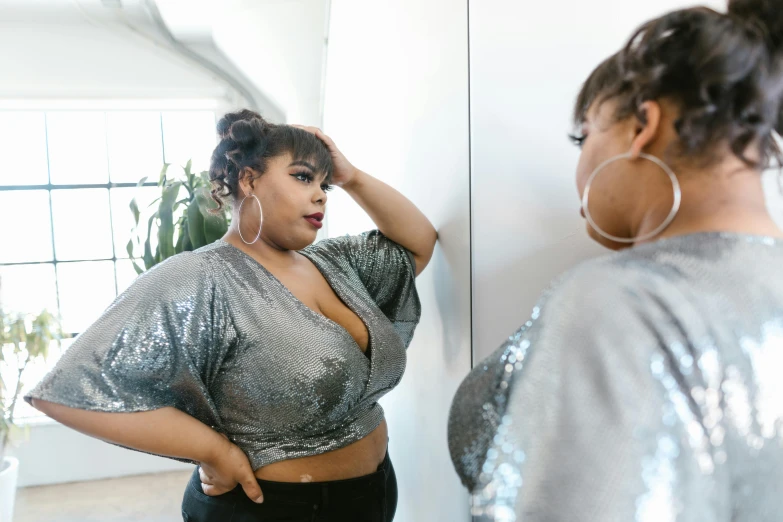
[27,110,437,522]
[449,1,783,520]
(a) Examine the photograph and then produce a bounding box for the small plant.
[0,309,67,461]
[127,160,230,274]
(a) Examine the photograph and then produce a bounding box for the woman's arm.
[341,170,437,276]
[295,126,438,276]
[32,400,264,502]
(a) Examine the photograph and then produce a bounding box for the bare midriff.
[253,420,388,482]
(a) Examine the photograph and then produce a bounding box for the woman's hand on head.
[292,125,360,188]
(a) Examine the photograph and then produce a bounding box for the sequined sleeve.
[450,265,715,521]
[25,252,234,432]
[304,230,420,347]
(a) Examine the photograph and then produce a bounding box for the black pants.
[182,453,397,522]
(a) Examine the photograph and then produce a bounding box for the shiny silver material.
[26,231,420,470]
[581,152,682,244]
[449,232,783,521]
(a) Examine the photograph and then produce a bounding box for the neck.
[223,228,298,265]
[635,164,783,245]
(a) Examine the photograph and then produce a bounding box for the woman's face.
[238,153,332,251]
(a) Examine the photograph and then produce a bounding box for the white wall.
[469,0,727,360]
[322,1,472,521]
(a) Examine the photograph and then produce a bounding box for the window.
[0,101,218,420]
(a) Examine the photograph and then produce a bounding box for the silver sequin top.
[26,231,420,470]
[448,233,783,522]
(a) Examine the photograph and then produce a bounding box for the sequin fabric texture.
[26,230,420,470]
[448,233,783,522]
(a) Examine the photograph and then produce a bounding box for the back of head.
[574,0,783,169]
[728,0,783,51]
[209,110,333,210]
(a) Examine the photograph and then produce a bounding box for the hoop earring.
[237,194,262,245]
[581,152,682,244]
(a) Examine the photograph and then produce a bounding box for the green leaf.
[181,219,193,252]
[127,159,227,276]
[157,182,181,260]
[158,163,170,187]
[142,213,157,269]
[174,220,186,253]
[143,238,154,269]
[196,188,228,243]
[129,198,140,227]
[162,182,181,207]
[204,213,228,244]
[187,198,207,249]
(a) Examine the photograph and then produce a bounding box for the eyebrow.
[290,159,329,182]
[289,160,317,171]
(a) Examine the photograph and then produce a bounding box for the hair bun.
[228,118,265,147]
[215,109,268,140]
[728,0,783,54]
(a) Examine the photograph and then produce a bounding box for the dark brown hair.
[574,0,783,168]
[209,109,334,210]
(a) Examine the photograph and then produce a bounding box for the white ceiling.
[0,0,329,123]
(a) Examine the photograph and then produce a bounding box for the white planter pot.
[0,456,19,522]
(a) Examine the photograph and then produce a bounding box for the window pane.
[57,261,116,333]
[0,112,49,186]
[162,111,216,174]
[107,111,164,184]
[47,112,109,185]
[115,259,141,296]
[110,186,161,259]
[51,189,113,260]
[0,190,53,263]
[0,263,58,315]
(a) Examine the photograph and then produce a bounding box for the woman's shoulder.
[124,244,229,300]
[544,251,651,301]
[533,247,684,336]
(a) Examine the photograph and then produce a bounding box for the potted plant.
[127,161,230,274]
[0,308,67,522]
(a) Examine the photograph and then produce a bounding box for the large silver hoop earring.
[581,152,682,244]
[237,194,262,245]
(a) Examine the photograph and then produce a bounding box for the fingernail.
[255,495,264,504]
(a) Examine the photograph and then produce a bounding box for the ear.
[628,100,662,159]
[237,168,255,197]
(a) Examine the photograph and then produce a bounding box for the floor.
[14,470,193,522]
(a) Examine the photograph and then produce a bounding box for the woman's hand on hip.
[199,436,264,503]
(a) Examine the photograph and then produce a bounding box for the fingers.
[198,467,213,485]
[291,124,318,134]
[314,128,334,146]
[291,124,333,143]
[201,483,231,497]
[240,472,264,504]
[290,124,340,159]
